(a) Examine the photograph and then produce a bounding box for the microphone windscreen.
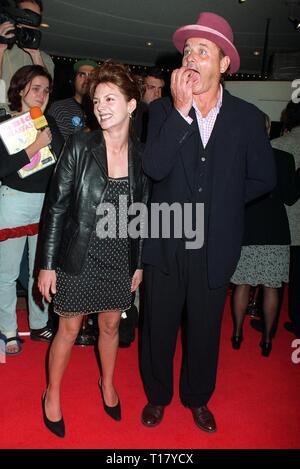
[30,107,43,119]
[30,107,48,130]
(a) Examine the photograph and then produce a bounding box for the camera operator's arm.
[23,47,54,76]
[0,22,15,78]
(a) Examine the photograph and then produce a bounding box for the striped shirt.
[178,85,223,148]
[48,97,85,140]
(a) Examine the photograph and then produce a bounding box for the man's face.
[18,1,41,16]
[182,37,230,95]
[143,76,165,104]
[74,65,95,97]
[18,2,41,29]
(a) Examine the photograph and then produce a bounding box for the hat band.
[184,24,234,49]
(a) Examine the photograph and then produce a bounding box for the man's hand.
[0,21,15,50]
[38,269,57,303]
[23,47,44,63]
[171,67,197,117]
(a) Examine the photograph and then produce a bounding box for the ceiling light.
[238,0,247,3]
[145,41,153,47]
[40,23,50,28]
[253,50,260,56]
[288,16,300,29]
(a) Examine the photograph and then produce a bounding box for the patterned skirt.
[231,245,290,288]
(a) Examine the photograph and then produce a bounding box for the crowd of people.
[0,1,299,439]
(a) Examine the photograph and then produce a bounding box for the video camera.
[0,1,41,49]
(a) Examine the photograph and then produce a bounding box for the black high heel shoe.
[231,335,243,350]
[260,341,272,357]
[98,379,121,421]
[42,393,65,438]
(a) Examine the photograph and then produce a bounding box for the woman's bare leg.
[98,310,121,406]
[45,315,83,421]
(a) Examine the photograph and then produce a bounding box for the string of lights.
[51,55,269,80]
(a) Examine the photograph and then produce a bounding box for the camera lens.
[15,27,41,49]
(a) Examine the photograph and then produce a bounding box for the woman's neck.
[103,128,129,154]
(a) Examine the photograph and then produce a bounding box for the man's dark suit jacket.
[142,89,276,289]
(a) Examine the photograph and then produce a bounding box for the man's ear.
[220,56,230,74]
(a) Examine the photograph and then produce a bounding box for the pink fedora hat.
[172,12,240,73]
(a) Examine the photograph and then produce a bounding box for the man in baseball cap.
[140,12,276,432]
[48,59,97,140]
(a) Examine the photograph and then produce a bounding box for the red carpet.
[0,292,299,449]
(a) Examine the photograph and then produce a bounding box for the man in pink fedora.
[140,12,276,432]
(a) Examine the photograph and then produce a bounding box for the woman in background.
[0,65,63,355]
[231,113,300,356]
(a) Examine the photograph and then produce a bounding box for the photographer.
[0,0,54,109]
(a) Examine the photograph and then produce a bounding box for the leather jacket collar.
[89,129,143,200]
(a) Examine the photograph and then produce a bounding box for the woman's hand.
[26,127,52,160]
[131,269,143,292]
[35,127,52,150]
[38,269,57,303]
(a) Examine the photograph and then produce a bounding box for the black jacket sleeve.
[274,148,300,206]
[0,139,31,179]
[40,137,75,270]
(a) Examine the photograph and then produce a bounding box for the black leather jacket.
[40,129,150,276]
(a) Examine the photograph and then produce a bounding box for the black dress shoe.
[260,341,272,357]
[141,403,165,427]
[187,405,217,433]
[42,393,65,438]
[231,335,243,350]
[98,379,121,421]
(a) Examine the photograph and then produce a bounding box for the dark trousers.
[140,242,228,407]
[289,246,300,334]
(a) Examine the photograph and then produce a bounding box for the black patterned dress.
[53,177,132,317]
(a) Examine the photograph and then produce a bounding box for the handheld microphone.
[30,106,49,131]
[30,106,54,154]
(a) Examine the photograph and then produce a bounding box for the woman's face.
[20,76,50,113]
[92,82,136,132]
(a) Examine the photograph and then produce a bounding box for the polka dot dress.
[54,178,132,317]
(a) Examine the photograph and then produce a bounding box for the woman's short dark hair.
[89,60,142,104]
[8,64,52,112]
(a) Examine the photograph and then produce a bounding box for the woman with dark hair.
[272,101,300,339]
[231,112,300,355]
[0,64,64,355]
[38,61,149,437]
